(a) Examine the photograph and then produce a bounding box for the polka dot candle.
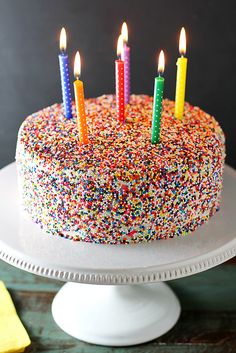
[58,28,72,119]
[121,44,131,105]
[115,59,125,123]
[121,22,131,105]
[151,50,165,144]
[115,35,125,123]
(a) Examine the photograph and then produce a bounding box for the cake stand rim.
[0,238,235,285]
[0,162,235,285]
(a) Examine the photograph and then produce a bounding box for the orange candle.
[73,51,89,144]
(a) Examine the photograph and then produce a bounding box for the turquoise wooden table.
[1,259,235,353]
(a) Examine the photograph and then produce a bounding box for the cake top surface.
[18,95,225,176]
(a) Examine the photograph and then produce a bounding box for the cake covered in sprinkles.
[16,95,225,244]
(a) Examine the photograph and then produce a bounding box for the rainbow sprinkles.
[16,95,225,244]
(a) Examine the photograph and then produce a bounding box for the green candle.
[151,50,165,144]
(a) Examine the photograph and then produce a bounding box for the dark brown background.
[0,0,235,168]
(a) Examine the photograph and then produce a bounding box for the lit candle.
[151,50,165,144]
[115,35,125,123]
[58,27,72,119]
[73,51,89,144]
[121,22,131,105]
[174,27,188,119]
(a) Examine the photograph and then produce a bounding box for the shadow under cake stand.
[0,163,236,346]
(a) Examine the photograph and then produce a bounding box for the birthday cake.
[16,95,225,244]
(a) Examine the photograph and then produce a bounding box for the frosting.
[16,95,225,244]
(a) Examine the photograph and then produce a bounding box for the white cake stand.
[0,163,236,346]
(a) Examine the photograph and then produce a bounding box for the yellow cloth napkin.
[0,281,31,353]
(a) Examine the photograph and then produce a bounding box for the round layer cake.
[16,95,225,244]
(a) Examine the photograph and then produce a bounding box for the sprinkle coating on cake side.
[16,95,225,244]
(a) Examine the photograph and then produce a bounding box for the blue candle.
[58,27,72,119]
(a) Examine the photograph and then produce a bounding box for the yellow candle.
[73,51,89,145]
[174,27,188,119]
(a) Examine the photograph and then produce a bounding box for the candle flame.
[60,27,67,52]
[74,51,81,79]
[179,27,186,56]
[158,50,165,74]
[117,34,124,57]
[121,22,128,43]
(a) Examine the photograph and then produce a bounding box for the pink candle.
[121,22,130,105]
[115,35,125,123]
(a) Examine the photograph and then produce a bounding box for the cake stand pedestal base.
[52,282,180,346]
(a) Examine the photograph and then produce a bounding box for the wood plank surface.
[0,259,236,353]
